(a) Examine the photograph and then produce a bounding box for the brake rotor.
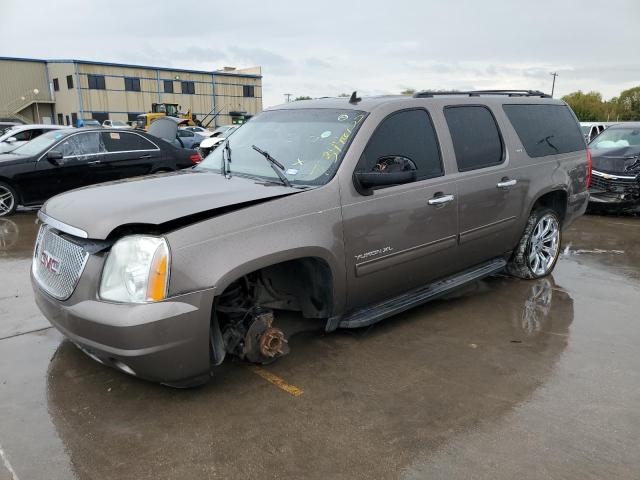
[243,310,290,364]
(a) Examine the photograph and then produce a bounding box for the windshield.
[198,109,366,185]
[10,129,67,156]
[590,127,640,149]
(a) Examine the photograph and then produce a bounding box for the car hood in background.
[591,146,640,175]
[148,117,185,141]
[41,170,302,240]
[0,142,22,153]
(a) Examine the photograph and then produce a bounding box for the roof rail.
[413,90,551,98]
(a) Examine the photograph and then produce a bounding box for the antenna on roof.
[349,91,361,104]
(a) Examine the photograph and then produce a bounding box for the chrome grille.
[33,224,89,300]
[591,174,639,194]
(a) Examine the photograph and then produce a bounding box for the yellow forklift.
[135,103,197,130]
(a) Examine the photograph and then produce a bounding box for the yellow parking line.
[251,366,304,397]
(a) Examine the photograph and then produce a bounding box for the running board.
[339,258,507,329]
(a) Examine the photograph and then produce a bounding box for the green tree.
[616,86,640,120]
[294,96,312,101]
[562,91,607,121]
[338,93,350,97]
[400,88,416,95]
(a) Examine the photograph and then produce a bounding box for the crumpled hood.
[41,169,301,240]
[591,146,640,175]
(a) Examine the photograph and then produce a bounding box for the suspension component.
[243,310,290,364]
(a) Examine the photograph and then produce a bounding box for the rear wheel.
[0,182,17,217]
[507,208,561,279]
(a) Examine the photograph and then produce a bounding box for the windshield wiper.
[220,139,232,178]
[251,145,291,187]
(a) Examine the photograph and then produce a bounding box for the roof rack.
[413,90,551,98]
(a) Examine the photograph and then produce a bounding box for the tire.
[507,208,562,279]
[0,182,17,217]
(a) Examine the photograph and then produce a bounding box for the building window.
[71,112,78,126]
[65,115,70,126]
[91,112,109,124]
[53,78,59,91]
[124,77,141,92]
[243,85,255,97]
[57,113,64,125]
[127,113,141,122]
[66,75,74,89]
[163,80,174,93]
[87,74,106,90]
[181,81,195,94]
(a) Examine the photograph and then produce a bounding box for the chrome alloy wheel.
[0,185,15,217]
[527,213,560,276]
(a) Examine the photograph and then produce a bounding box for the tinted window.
[243,85,255,97]
[66,75,74,89]
[87,75,106,90]
[444,106,503,171]
[163,80,174,93]
[359,109,443,180]
[503,104,584,157]
[181,81,195,94]
[124,77,141,92]
[59,133,105,157]
[102,132,156,152]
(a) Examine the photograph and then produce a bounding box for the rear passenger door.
[341,108,459,310]
[100,131,162,181]
[444,105,527,266]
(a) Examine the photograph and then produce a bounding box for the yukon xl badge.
[40,250,62,275]
[354,246,394,261]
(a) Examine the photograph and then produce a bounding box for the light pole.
[284,93,292,103]
[550,72,558,98]
[33,89,40,122]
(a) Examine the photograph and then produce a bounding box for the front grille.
[591,174,639,195]
[33,224,89,300]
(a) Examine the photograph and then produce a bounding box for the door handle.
[87,160,101,165]
[428,194,455,206]
[497,178,517,188]
[139,154,152,159]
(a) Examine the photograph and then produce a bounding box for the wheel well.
[217,257,334,319]
[532,190,567,224]
[0,177,21,204]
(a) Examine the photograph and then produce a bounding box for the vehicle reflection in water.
[0,218,19,251]
[0,212,39,259]
[44,273,574,479]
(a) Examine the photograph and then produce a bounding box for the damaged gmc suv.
[31,91,590,386]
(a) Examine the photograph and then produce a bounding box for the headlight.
[99,236,170,303]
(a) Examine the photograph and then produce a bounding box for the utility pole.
[550,72,559,98]
[284,93,292,103]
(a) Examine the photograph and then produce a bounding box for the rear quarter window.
[101,132,157,152]
[503,104,585,157]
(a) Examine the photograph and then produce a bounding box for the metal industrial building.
[0,56,262,127]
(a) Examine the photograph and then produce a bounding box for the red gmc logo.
[40,250,61,275]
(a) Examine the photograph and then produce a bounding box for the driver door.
[341,109,459,310]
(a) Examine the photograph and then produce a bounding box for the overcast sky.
[1,0,638,107]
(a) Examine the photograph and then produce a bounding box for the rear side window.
[444,106,504,171]
[360,109,443,180]
[101,132,157,152]
[503,104,585,157]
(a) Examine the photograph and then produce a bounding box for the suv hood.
[591,146,640,175]
[41,169,302,240]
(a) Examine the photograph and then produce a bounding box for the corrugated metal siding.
[0,59,51,115]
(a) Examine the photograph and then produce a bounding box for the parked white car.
[182,125,215,137]
[211,125,238,137]
[580,122,613,143]
[103,120,132,129]
[0,124,68,153]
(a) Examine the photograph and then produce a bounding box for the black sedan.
[0,128,201,216]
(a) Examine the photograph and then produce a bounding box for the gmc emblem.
[40,250,61,275]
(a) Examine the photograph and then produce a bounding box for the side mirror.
[46,150,63,165]
[6,137,17,143]
[353,155,417,195]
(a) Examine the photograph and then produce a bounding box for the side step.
[339,258,507,329]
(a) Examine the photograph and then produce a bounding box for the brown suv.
[31,90,590,386]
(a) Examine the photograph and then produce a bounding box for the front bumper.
[589,170,640,207]
[32,273,216,386]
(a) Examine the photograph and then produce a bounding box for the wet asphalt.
[0,211,639,479]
